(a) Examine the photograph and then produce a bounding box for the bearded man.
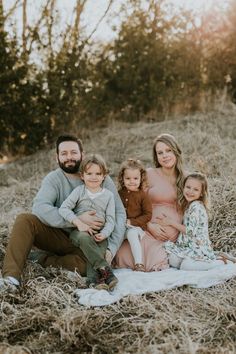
[1,134,126,291]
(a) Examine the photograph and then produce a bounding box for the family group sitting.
[1,133,235,293]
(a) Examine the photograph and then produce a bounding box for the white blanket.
[74,264,236,307]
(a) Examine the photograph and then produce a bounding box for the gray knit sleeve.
[100,192,116,238]
[103,176,126,256]
[32,172,72,228]
[59,186,83,223]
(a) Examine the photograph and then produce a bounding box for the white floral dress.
[165,201,216,261]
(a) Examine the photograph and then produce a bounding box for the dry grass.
[0,102,236,353]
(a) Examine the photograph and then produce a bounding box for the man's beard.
[58,159,81,174]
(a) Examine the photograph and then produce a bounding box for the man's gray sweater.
[32,168,126,256]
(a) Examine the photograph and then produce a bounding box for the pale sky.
[3,0,229,42]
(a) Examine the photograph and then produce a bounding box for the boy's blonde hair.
[181,172,210,212]
[79,154,108,176]
[118,158,148,191]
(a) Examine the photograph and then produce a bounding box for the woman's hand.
[79,211,104,232]
[157,213,185,236]
[147,221,170,241]
[157,213,173,227]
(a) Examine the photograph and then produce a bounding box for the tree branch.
[85,0,114,43]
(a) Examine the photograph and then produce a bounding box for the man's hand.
[94,233,106,242]
[79,211,104,232]
[72,218,93,235]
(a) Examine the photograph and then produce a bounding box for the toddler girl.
[163,172,235,270]
[59,154,117,290]
[118,159,152,271]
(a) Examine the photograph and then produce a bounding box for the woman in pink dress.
[115,133,185,271]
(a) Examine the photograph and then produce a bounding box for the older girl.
[163,172,235,269]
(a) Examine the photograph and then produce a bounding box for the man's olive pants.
[2,213,88,281]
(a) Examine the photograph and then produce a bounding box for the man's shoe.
[0,277,19,294]
[28,249,52,265]
[98,266,118,291]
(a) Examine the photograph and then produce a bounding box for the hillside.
[0,103,236,353]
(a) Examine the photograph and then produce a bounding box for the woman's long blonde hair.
[152,133,185,207]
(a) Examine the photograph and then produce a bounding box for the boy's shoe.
[88,281,109,291]
[86,276,109,291]
[98,266,118,291]
[0,277,19,294]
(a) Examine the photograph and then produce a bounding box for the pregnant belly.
[151,205,182,241]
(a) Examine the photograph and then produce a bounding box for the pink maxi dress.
[115,168,183,271]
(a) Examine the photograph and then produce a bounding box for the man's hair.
[56,134,83,154]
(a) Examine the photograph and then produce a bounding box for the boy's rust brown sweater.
[119,188,152,230]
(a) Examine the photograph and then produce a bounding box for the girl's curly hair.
[118,158,148,191]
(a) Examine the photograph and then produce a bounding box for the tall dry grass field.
[0,103,236,353]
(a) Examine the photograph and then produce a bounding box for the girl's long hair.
[152,133,185,208]
[118,158,148,191]
[181,172,210,212]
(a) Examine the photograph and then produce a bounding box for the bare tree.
[85,0,114,43]
[70,0,114,52]
[22,0,27,60]
[27,0,51,54]
[47,0,56,61]
[4,0,21,20]
[0,0,21,32]
[0,0,4,32]
[71,0,87,49]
